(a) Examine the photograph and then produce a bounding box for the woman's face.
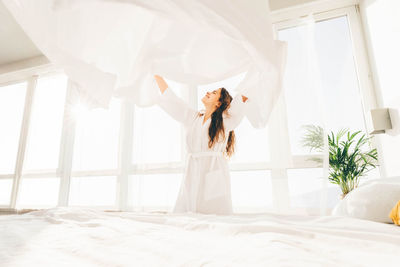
[201,88,222,108]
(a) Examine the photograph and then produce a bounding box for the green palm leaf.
[300,126,379,197]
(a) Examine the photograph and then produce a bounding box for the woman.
[154,75,249,215]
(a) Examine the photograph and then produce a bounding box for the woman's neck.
[203,106,215,120]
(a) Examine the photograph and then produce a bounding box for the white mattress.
[0,207,399,267]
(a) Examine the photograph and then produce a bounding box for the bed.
[0,207,399,267]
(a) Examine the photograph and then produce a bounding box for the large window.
[0,5,377,213]
[275,8,379,213]
[278,15,367,155]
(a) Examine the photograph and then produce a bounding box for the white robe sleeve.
[224,94,250,132]
[157,87,198,128]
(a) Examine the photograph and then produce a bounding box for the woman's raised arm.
[224,93,249,131]
[154,75,198,128]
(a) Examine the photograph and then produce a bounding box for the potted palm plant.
[301,125,379,199]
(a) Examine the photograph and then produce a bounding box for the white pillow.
[331,181,400,223]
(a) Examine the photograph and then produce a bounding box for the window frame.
[269,5,380,214]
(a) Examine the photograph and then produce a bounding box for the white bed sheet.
[0,207,399,267]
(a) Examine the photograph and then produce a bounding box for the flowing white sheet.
[0,207,399,267]
[2,0,287,128]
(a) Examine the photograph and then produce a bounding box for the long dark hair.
[200,87,236,158]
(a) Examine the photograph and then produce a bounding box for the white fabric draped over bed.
[0,207,399,266]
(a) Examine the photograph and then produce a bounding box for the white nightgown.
[157,86,249,215]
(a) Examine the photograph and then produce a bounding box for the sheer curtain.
[275,15,330,215]
[2,0,287,128]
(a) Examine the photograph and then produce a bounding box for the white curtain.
[3,0,332,215]
[3,0,287,128]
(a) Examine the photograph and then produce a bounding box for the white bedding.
[0,207,399,267]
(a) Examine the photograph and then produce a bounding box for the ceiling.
[0,0,315,67]
[0,1,43,66]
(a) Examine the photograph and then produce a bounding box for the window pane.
[128,173,182,210]
[230,119,269,163]
[278,16,366,155]
[231,170,272,211]
[0,179,13,205]
[316,16,366,132]
[132,85,183,164]
[17,177,60,208]
[24,74,67,171]
[0,82,26,174]
[72,99,121,171]
[287,168,341,210]
[69,176,116,206]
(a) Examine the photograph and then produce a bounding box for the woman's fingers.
[154,75,168,93]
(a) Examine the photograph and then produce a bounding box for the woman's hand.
[154,74,168,94]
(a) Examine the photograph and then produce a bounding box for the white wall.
[360,0,400,177]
